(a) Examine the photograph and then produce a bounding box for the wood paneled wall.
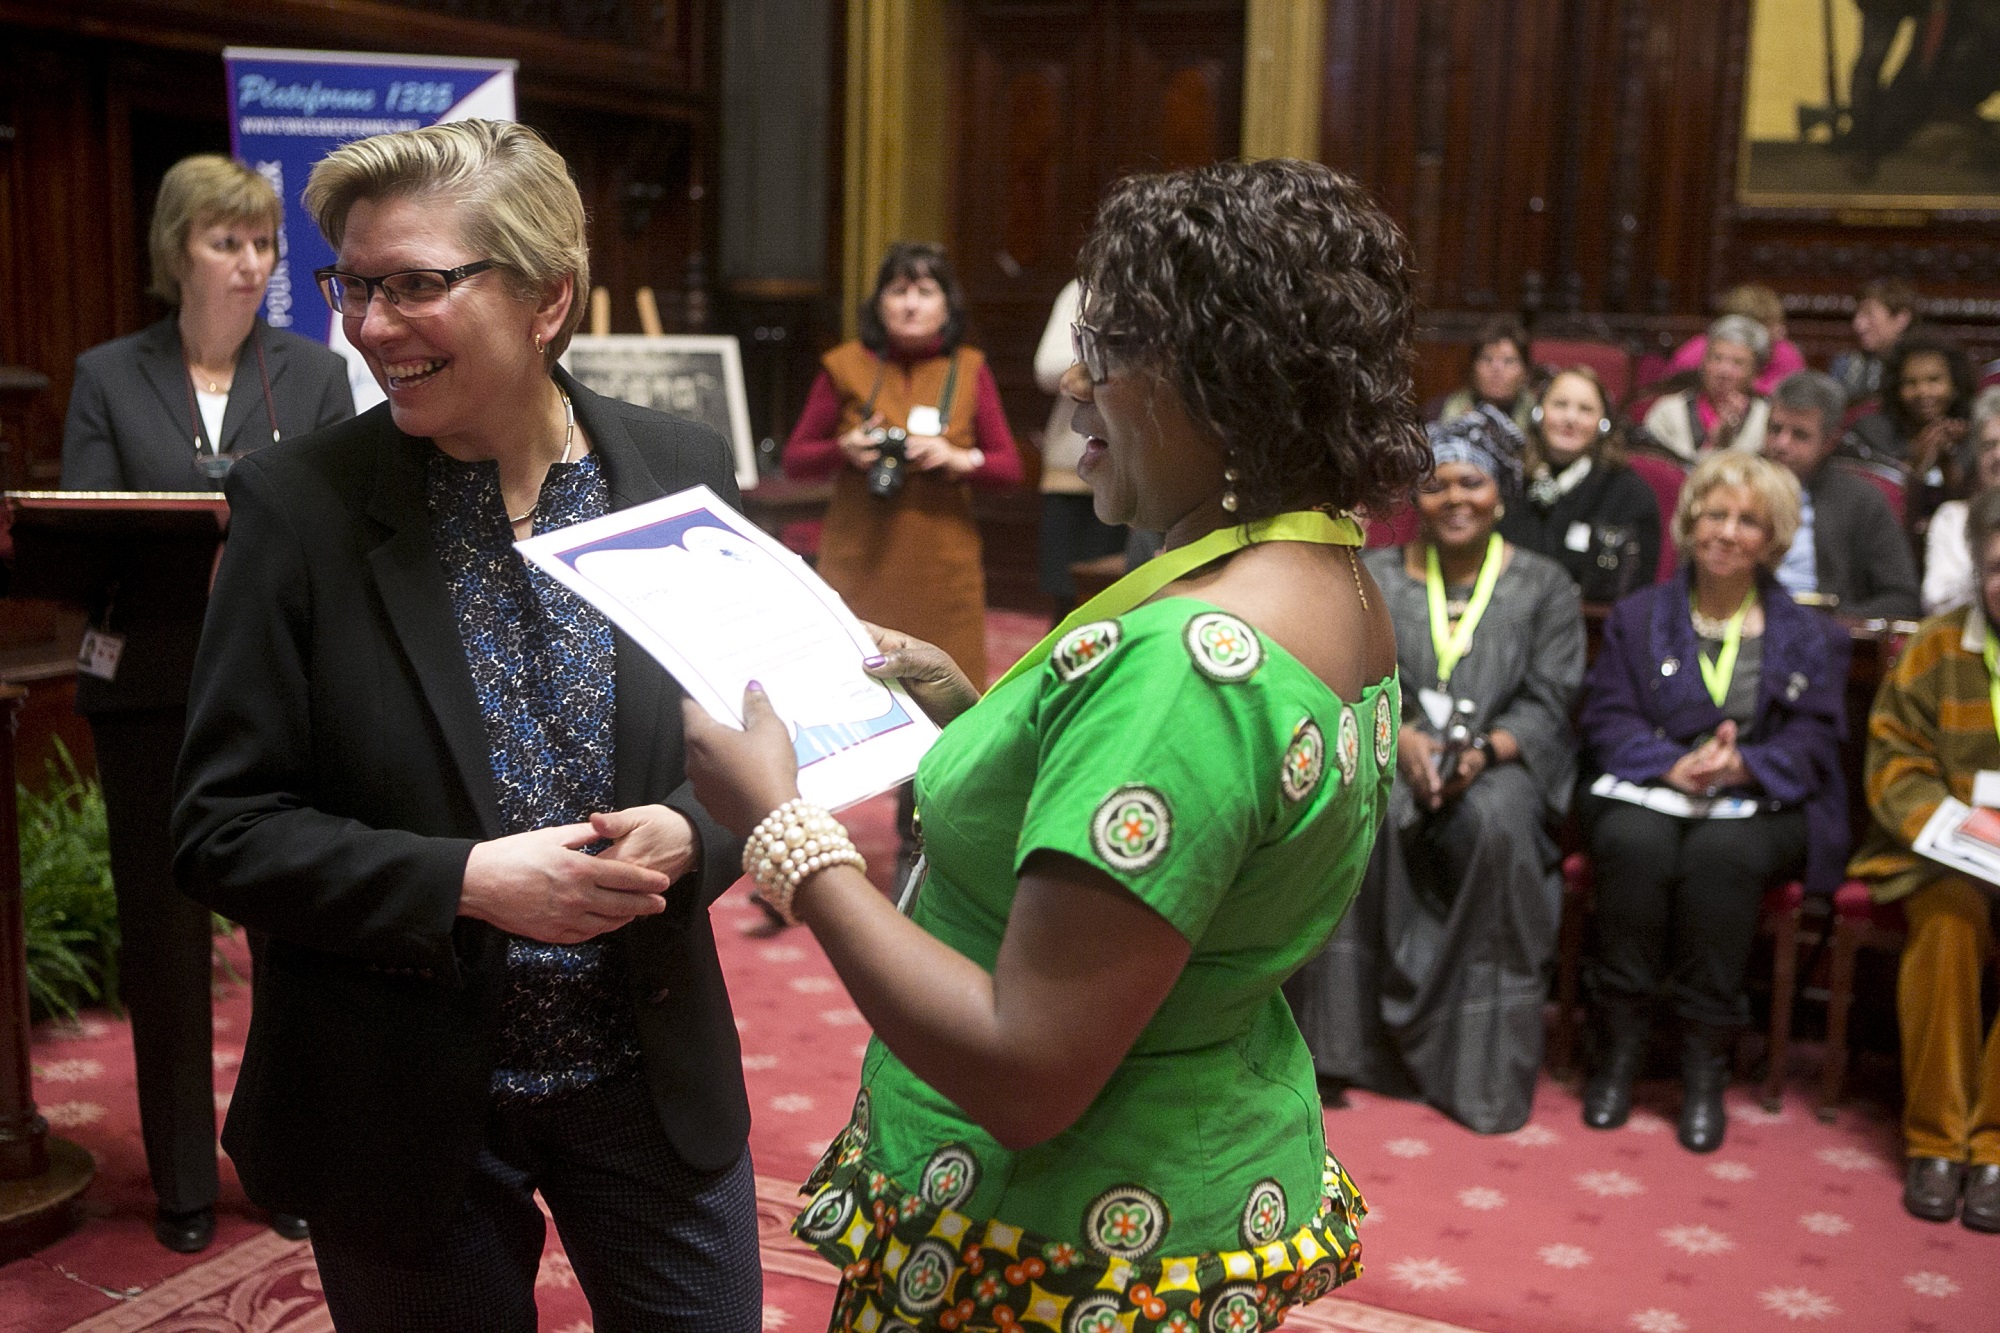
[1318,0,2000,400]
[0,0,721,489]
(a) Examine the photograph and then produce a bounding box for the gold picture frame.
[1737,0,2000,211]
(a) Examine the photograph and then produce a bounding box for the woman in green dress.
[683,159,1429,1332]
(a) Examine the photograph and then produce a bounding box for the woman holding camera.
[1288,406,1585,1134]
[784,243,1022,687]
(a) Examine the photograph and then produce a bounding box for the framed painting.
[1738,0,2000,210]
[561,335,758,490]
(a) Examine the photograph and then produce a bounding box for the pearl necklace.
[507,386,577,526]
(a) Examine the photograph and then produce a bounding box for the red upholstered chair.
[1550,852,1800,1085]
[1815,881,1907,1123]
[1634,351,1674,391]
[1624,452,1687,583]
[1366,505,1420,549]
[1533,339,1633,404]
[1829,457,1908,527]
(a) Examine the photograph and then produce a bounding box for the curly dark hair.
[1074,159,1429,519]
[856,242,966,355]
[1883,328,1976,439]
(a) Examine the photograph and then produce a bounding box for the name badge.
[77,629,125,682]
[1973,771,2000,810]
[1564,521,1593,553]
[1417,686,1455,731]
[906,405,943,436]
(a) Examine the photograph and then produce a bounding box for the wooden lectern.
[0,491,229,1259]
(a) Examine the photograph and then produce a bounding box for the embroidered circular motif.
[796,1186,856,1243]
[1297,1259,1342,1302]
[1052,621,1122,682]
[848,1089,872,1149]
[1335,706,1361,786]
[1239,1178,1289,1247]
[1281,720,1326,803]
[1090,786,1172,873]
[1206,1284,1264,1333]
[896,1238,956,1314]
[1066,1295,1124,1333]
[1373,694,1395,769]
[1082,1184,1170,1260]
[918,1144,980,1210]
[1183,612,1263,682]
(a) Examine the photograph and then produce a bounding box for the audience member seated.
[1846,330,1978,539]
[1847,486,2000,1233]
[1923,388,2000,616]
[1831,277,1920,404]
[1576,451,1849,1154]
[1761,369,1919,620]
[1665,283,1807,397]
[1434,315,1536,435]
[1287,406,1584,1135]
[1500,366,1661,604]
[1642,315,1772,461]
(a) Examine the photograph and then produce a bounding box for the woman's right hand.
[839,414,886,469]
[458,823,674,944]
[861,622,981,726]
[1398,725,1446,810]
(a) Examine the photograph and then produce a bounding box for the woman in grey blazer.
[58,154,351,1253]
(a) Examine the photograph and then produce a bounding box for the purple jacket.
[1579,569,1852,896]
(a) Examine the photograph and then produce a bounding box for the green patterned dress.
[794,597,1396,1333]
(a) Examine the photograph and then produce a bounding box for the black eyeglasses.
[314,260,496,318]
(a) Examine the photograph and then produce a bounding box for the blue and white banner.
[224,47,517,409]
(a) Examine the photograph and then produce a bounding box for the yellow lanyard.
[1982,631,2000,749]
[1696,588,1757,708]
[986,509,1364,698]
[1425,533,1503,688]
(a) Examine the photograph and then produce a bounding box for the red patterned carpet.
[3,609,1996,1331]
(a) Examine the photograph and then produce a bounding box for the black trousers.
[310,1074,762,1333]
[1582,795,1807,1028]
[90,707,218,1217]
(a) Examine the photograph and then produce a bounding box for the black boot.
[1581,1000,1649,1130]
[1677,1023,1732,1153]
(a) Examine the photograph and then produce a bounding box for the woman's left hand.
[900,433,958,473]
[590,804,701,881]
[1437,745,1489,801]
[681,684,802,838]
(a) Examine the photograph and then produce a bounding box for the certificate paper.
[1912,796,2000,891]
[516,485,938,810]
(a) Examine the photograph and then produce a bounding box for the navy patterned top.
[425,448,641,1101]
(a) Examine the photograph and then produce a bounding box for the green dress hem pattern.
[793,1124,1367,1333]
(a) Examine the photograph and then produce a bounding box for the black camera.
[866,425,909,499]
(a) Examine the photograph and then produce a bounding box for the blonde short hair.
[1673,450,1802,571]
[303,120,588,366]
[148,155,283,305]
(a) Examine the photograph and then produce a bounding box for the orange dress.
[806,342,1001,684]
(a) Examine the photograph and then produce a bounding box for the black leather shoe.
[270,1212,310,1241]
[1903,1156,1965,1223]
[154,1205,216,1254]
[1961,1163,2000,1233]
[1581,1001,1649,1130]
[1676,1024,1731,1153]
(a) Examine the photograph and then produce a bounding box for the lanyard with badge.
[1696,588,1756,708]
[893,509,1367,914]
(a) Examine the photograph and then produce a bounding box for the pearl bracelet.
[741,798,866,925]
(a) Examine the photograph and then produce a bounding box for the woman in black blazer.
[173,121,757,1333]
[58,153,351,1253]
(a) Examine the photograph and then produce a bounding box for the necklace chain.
[507,386,577,526]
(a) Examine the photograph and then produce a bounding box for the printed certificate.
[1912,797,2000,892]
[517,485,938,810]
